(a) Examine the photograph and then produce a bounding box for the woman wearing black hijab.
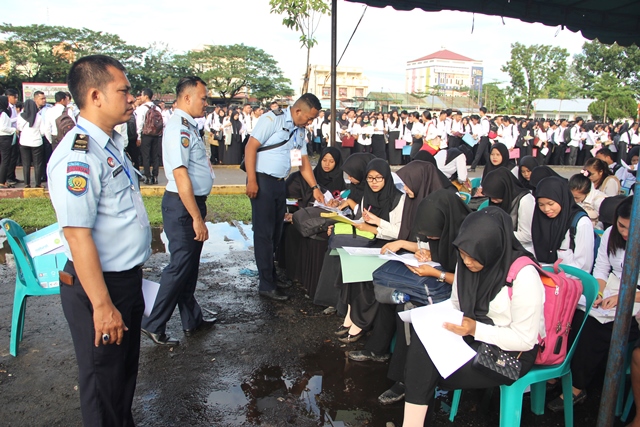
[333,159,407,343]
[314,147,345,195]
[223,109,244,165]
[532,176,595,272]
[402,207,544,425]
[482,168,535,252]
[337,153,376,209]
[0,96,17,188]
[17,99,45,188]
[518,155,539,191]
[481,142,513,182]
[528,165,565,191]
[412,150,458,192]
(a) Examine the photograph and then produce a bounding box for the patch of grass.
[0,194,252,229]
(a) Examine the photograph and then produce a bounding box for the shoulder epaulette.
[272,108,284,116]
[72,134,89,152]
[181,117,190,127]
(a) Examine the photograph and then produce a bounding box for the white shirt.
[479,116,490,137]
[435,150,467,183]
[387,118,402,132]
[536,215,594,272]
[424,121,439,141]
[410,122,425,138]
[568,125,582,148]
[42,103,65,143]
[503,124,519,150]
[514,193,535,254]
[451,264,545,352]
[372,119,385,135]
[358,124,373,145]
[0,112,15,136]
[360,193,406,241]
[161,109,172,126]
[17,112,44,147]
[576,186,607,228]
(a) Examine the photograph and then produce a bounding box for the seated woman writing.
[402,207,545,426]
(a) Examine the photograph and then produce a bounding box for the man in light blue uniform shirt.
[141,76,217,346]
[245,93,324,301]
[47,55,151,427]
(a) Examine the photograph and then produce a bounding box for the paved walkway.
[0,164,584,199]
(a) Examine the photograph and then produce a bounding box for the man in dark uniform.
[141,76,216,346]
[245,93,324,301]
[47,55,151,427]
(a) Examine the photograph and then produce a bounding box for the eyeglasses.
[366,176,384,183]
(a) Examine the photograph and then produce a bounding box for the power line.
[324,5,368,85]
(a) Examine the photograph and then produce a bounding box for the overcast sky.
[3,0,590,94]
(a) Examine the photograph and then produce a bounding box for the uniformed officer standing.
[47,55,151,427]
[245,93,324,301]
[141,76,216,346]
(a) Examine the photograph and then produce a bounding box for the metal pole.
[330,0,337,147]
[597,184,640,426]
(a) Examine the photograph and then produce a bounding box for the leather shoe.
[276,280,293,289]
[184,317,217,337]
[259,289,289,301]
[338,329,365,344]
[378,382,406,405]
[141,328,180,346]
[547,389,587,412]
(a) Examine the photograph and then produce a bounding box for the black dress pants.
[140,134,161,178]
[250,173,287,292]
[61,261,144,427]
[471,136,490,169]
[19,144,43,186]
[0,135,13,183]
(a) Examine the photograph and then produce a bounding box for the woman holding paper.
[402,207,544,426]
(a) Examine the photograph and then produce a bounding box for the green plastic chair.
[478,199,490,211]
[448,265,599,427]
[459,192,471,204]
[470,177,482,189]
[1,219,62,356]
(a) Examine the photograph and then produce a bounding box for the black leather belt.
[256,172,285,181]
[165,190,207,201]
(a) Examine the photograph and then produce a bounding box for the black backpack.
[563,125,573,143]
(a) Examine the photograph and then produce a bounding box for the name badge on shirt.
[290,149,302,167]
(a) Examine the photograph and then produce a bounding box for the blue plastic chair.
[458,192,471,204]
[470,177,482,189]
[448,265,599,427]
[1,219,62,356]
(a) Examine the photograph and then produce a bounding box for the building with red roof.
[406,49,483,97]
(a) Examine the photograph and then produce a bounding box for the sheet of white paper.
[142,279,161,317]
[541,147,549,156]
[324,191,333,203]
[312,201,344,214]
[342,247,382,256]
[286,199,298,206]
[407,304,476,378]
[378,251,440,268]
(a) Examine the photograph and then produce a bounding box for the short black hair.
[270,101,279,106]
[54,91,67,103]
[140,88,153,99]
[295,93,321,111]
[33,91,45,98]
[68,55,126,109]
[596,147,614,159]
[568,173,591,196]
[175,76,206,97]
[479,106,487,114]
[575,116,583,123]
[4,88,18,97]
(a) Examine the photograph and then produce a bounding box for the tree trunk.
[302,45,311,94]
[603,100,608,123]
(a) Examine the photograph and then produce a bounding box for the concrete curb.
[0,185,247,199]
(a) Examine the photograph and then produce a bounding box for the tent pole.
[330,0,337,147]
[597,182,640,426]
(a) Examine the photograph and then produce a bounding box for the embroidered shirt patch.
[67,175,88,196]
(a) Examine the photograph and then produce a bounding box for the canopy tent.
[345,0,640,46]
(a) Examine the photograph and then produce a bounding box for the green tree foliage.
[0,24,146,92]
[127,43,192,96]
[587,72,637,122]
[185,44,293,104]
[501,43,569,116]
[574,41,640,94]
[269,0,330,93]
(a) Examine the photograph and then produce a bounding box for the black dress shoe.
[184,317,218,337]
[338,329,365,344]
[151,176,158,185]
[7,179,23,184]
[259,289,289,301]
[276,280,293,289]
[141,328,180,346]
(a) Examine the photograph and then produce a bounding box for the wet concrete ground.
[0,222,632,426]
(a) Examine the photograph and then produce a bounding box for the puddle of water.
[208,344,404,426]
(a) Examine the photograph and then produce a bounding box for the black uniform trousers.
[250,173,286,292]
[6,141,20,181]
[140,134,161,179]
[142,191,206,334]
[60,261,144,427]
[0,135,13,184]
[125,140,142,173]
[19,144,44,187]
[470,136,490,169]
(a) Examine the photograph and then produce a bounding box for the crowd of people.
[273,104,639,425]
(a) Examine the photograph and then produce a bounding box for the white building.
[532,99,596,121]
[307,65,370,100]
[405,49,483,95]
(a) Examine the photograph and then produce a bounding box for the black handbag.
[472,343,522,385]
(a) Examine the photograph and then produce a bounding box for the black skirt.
[300,235,329,299]
[387,131,403,165]
[224,133,243,165]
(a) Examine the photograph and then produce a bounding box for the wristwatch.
[311,184,319,190]
[437,271,446,282]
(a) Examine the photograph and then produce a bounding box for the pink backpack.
[506,257,583,366]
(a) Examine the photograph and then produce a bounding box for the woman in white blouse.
[408,112,424,158]
[0,96,16,188]
[355,115,372,154]
[402,207,544,426]
[16,99,45,188]
[547,196,640,412]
